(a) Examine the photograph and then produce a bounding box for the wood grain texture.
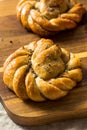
[75,52,87,58]
[0,0,87,126]
[0,0,18,17]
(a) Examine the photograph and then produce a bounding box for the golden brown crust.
[3,38,82,101]
[16,0,86,36]
[3,55,30,90]
[25,70,45,101]
[13,65,29,99]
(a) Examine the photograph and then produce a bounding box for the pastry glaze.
[3,39,82,101]
[16,0,86,36]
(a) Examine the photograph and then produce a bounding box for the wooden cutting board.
[0,0,87,126]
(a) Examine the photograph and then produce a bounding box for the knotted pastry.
[16,0,86,36]
[3,39,82,101]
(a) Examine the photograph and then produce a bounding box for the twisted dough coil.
[16,0,86,36]
[3,39,82,102]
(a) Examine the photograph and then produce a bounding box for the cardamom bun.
[16,0,86,36]
[3,39,82,101]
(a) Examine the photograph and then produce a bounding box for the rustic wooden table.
[0,0,87,128]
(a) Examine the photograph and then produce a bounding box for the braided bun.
[16,0,86,36]
[3,39,82,101]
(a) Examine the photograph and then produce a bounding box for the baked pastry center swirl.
[3,39,82,102]
[32,40,65,80]
[16,0,86,36]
